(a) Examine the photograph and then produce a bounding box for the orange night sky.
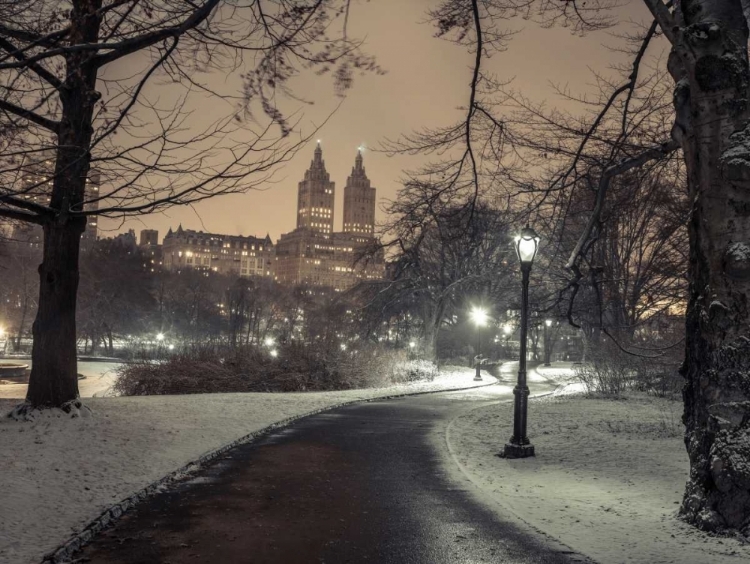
[101,0,654,243]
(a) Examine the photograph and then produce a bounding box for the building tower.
[343,149,376,236]
[296,142,335,234]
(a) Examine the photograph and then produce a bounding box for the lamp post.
[544,319,552,366]
[470,306,488,381]
[503,226,540,459]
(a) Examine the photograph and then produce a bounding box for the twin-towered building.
[160,144,384,291]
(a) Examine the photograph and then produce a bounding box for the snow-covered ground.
[0,361,121,399]
[447,380,750,564]
[0,367,495,564]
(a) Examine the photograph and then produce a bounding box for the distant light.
[270,349,278,358]
[156,333,165,341]
[340,343,347,351]
[168,344,174,350]
[264,336,275,347]
[545,319,553,327]
[503,324,513,335]
[0,327,4,338]
[409,341,416,349]
[358,145,365,152]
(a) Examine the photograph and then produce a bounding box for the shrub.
[114,342,438,396]
[574,343,634,396]
[575,336,684,398]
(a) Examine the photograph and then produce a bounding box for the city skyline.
[97,0,653,242]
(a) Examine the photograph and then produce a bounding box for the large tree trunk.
[669,0,750,532]
[21,0,102,411]
[26,220,86,406]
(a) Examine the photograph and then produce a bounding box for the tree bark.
[667,0,750,532]
[24,0,102,409]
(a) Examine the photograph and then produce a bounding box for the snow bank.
[0,368,495,564]
[447,394,750,564]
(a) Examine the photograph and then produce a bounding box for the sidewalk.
[0,367,495,564]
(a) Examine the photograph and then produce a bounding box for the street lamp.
[503,226,540,459]
[544,318,552,366]
[470,306,488,381]
[156,333,165,342]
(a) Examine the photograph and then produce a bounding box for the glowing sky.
[101,0,653,243]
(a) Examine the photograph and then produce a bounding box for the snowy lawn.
[0,367,494,564]
[0,361,121,399]
[448,392,750,564]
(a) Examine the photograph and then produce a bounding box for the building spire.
[313,140,323,166]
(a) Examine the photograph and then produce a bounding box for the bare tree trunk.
[26,219,86,407]
[669,0,750,531]
[22,0,102,411]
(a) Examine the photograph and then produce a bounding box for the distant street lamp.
[470,306,489,381]
[270,349,278,358]
[264,336,275,347]
[156,333,165,342]
[504,226,540,459]
[544,319,552,367]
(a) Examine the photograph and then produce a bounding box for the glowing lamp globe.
[470,307,489,327]
[514,226,541,267]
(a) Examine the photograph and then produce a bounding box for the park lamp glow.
[545,319,552,327]
[470,306,488,327]
[156,332,165,342]
[269,349,278,358]
[503,323,513,335]
[409,341,416,349]
[0,326,4,338]
[264,336,275,347]
[514,226,540,268]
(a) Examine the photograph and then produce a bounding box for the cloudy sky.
[101,0,653,243]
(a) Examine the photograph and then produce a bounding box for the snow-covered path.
[0,367,495,564]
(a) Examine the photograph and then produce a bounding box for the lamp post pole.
[503,226,539,459]
[474,322,483,381]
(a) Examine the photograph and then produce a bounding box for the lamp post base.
[502,443,535,459]
[473,371,483,381]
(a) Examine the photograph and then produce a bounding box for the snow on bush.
[114,343,438,395]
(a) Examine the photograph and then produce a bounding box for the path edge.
[42,377,499,564]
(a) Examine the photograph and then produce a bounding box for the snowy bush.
[574,342,634,396]
[575,337,683,398]
[113,343,438,395]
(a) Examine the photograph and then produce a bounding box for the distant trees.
[77,239,154,355]
[0,0,378,412]
[369,199,516,360]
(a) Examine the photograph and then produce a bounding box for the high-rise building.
[138,229,162,272]
[139,229,159,247]
[296,142,335,234]
[275,146,385,291]
[342,149,376,236]
[8,152,100,250]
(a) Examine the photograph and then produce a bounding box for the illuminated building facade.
[275,145,384,291]
[8,153,100,250]
[162,225,275,278]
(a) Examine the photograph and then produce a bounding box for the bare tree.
[0,0,376,414]
[383,0,750,534]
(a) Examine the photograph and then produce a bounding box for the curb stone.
[42,377,499,563]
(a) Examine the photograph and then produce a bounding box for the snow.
[447,389,750,564]
[0,361,121,399]
[727,242,750,263]
[0,367,495,564]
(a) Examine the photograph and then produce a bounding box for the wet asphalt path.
[79,370,587,564]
